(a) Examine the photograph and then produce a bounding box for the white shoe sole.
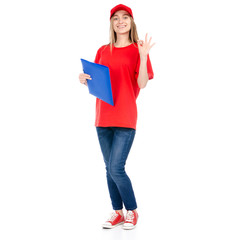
[102,221,124,229]
[122,224,136,230]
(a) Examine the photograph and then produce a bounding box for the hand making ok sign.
[137,33,155,59]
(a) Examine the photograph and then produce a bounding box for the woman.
[79,4,155,230]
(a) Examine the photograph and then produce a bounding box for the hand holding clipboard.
[80,59,114,106]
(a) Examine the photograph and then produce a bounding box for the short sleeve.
[135,54,154,80]
[94,48,101,64]
[94,45,105,64]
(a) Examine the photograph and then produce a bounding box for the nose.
[118,17,124,24]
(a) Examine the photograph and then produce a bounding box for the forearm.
[137,56,149,89]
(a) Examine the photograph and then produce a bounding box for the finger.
[148,36,152,45]
[150,42,156,49]
[83,73,91,78]
[83,74,92,80]
[80,76,92,81]
[80,73,90,80]
[145,33,148,43]
[137,40,144,46]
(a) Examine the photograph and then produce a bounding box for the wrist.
[140,55,148,61]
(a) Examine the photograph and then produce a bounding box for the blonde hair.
[108,16,139,53]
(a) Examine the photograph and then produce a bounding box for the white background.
[0,0,239,239]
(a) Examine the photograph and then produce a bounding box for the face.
[112,10,131,34]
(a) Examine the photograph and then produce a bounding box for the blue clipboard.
[81,58,114,106]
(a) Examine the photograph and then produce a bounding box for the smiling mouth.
[117,25,127,29]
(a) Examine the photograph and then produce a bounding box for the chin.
[115,28,131,34]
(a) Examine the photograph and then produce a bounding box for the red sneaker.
[102,211,125,229]
[122,210,138,230]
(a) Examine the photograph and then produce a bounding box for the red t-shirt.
[94,43,154,130]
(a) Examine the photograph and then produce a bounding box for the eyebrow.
[113,14,129,17]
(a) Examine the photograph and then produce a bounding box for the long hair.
[109,16,139,53]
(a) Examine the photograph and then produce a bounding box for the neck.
[114,33,131,47]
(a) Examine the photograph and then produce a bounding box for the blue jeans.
[96,127,137,211]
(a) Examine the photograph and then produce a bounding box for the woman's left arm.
[137,33,155,89]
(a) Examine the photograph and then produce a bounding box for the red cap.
[110,4,134,20]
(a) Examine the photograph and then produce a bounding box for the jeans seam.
[121,129,135,166]
[118,129,136,210]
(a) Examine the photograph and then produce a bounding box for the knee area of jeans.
[108,166,125,179]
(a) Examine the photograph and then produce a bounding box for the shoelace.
[125,211,134,223]
[108,212,118,222]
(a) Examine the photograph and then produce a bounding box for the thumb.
[137,40,143,46]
